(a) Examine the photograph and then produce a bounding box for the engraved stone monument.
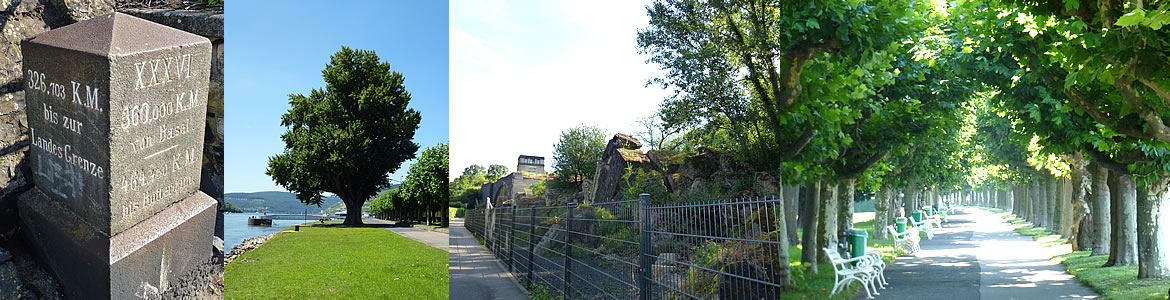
[17,13,217,299]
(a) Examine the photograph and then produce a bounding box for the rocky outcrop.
[588,134,653,203]
[50,0,113,23]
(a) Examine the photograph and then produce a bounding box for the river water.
[224,212,324,253]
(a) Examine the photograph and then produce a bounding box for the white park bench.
[911,217,936,239]
[887,225,921,255]
[825,247,882,299]
[864,248,889,288]
[923,206,947,226]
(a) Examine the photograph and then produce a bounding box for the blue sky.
[450,0,669,178]
[225,1,449,193]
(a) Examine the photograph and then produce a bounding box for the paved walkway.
[365,219,450,251]
[858,208,1098,299]
[449,218,531,300]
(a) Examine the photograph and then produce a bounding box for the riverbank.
[224,232,277,264]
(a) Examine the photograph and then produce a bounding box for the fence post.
[563,203,576,299]
[527,207,536,289]
[639,193,653,300]
[509,206,516,273]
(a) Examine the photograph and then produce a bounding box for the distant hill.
[224,191,342,214]
[320,185,400,214]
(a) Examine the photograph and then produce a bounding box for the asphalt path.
[449,218,531,300]
[856,207,1098,299]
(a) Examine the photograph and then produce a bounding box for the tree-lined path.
[868,208,1098,299]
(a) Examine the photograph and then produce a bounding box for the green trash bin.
[896,217,907,233]
[848,229,868,258]
[925,207,934,217]
[912,210,923,223]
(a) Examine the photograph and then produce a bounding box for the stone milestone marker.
[17,13,217,299]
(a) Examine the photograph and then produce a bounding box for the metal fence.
[465,194,787,299]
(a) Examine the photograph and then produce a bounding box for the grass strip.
[225,222,448,299]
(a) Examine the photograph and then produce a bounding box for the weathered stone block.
[21,12,211,235]
[18,188,217,299]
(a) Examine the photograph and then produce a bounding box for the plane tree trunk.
[801,180,822,272]
[1090,163,1111,256]
[1136,179,1170,278]
[1106,172,1138,267]
[838,178,856,234]
[875,186,891,240]
[817,180,838,263]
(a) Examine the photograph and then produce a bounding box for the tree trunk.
[817,180,839,263]
[1068,161,1090,251]
[1030,181,1041,226]
[1106,172,1138,266]
[1057,175,1067,234]
[1012,185,1021,214]
[1090,163,1111,256]
[785,184,800,245]
[838,178,856,234]
[1136,179,1170,278]
[770,175,794,288]
[1037,179,1048,229]
[342,196,365,225]
[801,180,821,272]
[904,180,921,219]
[890,189,902,222]
[875,186,891,240]
[1001,189,1010,210]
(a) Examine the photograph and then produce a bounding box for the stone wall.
[479,172,544,207]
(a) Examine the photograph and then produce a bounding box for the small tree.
[551,125,606,190]
[486,164,510,180]
[267,46,421,225]
[402,143,450,226]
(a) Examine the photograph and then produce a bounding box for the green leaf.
[1065,0,1079,12]
[1116,9,1146,27]
[807,18,820,30]
[1064,71,1078,89]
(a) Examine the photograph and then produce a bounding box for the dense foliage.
[267,46,421,225]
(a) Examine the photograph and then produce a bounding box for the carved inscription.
[27,68,108,202]
[134,54,194,89]
[119,146,199,217]
[117,51,205,217]
[122,89,202,130]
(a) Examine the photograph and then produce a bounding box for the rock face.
[589,133,652,203]
[50,0,114,23]
[18,13,217,299]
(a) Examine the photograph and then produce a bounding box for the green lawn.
[981,207,1170,300]
[782,216,899,299]
[225,222,449,299]
[1055,251,1170,300]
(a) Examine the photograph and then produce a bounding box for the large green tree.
[267,46,421,225]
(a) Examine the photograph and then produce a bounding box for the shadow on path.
[854,208,1098,300]
[449,218,531,300]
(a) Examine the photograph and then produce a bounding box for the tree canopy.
[267,46,421,225]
